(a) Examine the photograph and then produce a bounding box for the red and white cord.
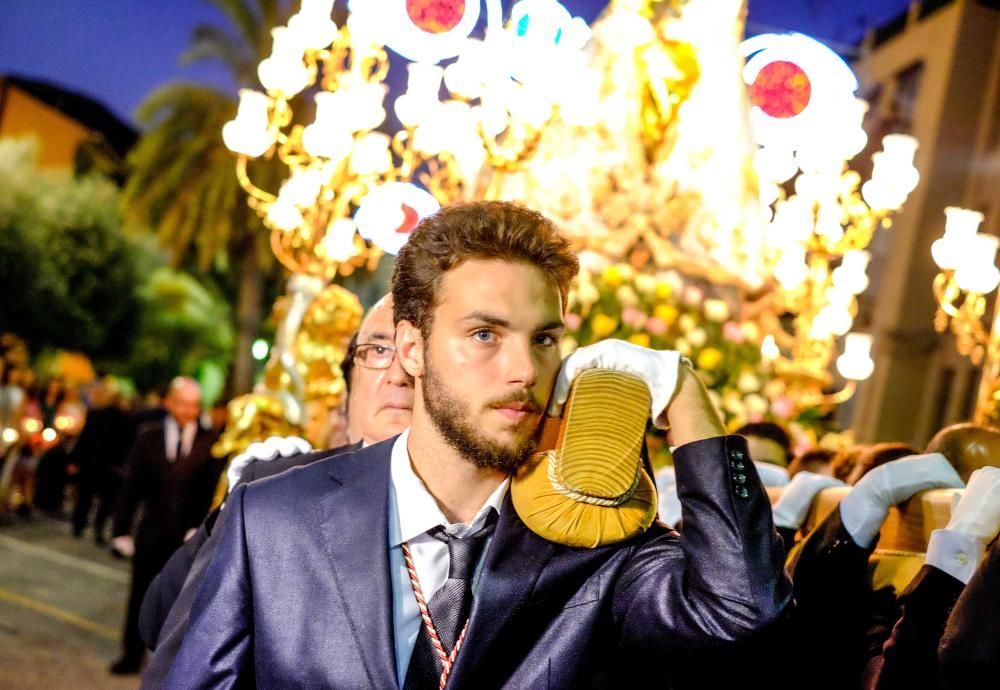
[402,542,469,689]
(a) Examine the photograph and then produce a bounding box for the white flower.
[704,299,729,322]
[634,274,656,295]
[616,285,639,307]
[687,327,707,348]
[737,371,761,394]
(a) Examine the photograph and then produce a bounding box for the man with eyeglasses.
[136,295,413,684]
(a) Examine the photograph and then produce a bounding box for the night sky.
[0,0,913,128]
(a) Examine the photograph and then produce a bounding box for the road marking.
[0,587,119,640]
[0,534,129,584]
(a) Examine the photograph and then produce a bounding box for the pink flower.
[723,321,745,344]
[621,307,646,328]
[771,395,794,419]
[565,312,582,330]
[644,317,667,336]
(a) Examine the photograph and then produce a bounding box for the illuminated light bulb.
[1,427,18,444]
[287,0,337,51]
[758,181,780,208]
[861,175,895,212]
[344,80,388,132]
[837,333,875,381]
[345,2,381,49]
[349,132,392,176]
[321,218,359,263]
[54,415,72,431]
[932,206,984,270]
[266,197,304,231]
[258,28,310,96]
[825,306,853,337]
[754,146,797,183]
[761,335,780,361]
[23,418,41,434]
[302,92,354,160]
[395,64,444,127]
[506,83,552,129]
[832,249,871,294]
[774,247,808,291]
[816,204,845,245]
[955,234,1000,294]
[474,101,509,138]
[222,90,273,157]
[282,168,325,207]
[42,428,57,443]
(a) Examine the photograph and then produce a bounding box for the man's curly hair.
[391,201,580,337]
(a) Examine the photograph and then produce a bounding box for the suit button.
[735,486,750,499]
[730,449,745,461]
[733,473,747,485]
[731,461,746,471]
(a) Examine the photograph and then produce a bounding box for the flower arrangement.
[564,252,835,454]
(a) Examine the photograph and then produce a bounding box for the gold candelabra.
[741,32,920,411]
[931,206,1000,424]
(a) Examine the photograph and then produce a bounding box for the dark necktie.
[174,432,184,462]
[403,509,498,689]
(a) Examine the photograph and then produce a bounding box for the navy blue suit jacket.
[166,434,791,688]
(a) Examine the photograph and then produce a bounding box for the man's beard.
[422,354,541,473]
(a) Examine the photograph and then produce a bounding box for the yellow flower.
[655,281,672,300]
[602,265,624,287]
[697,347,723,370]
[654,304,678,325]
[591,313,618,337]
[628,333,651,348]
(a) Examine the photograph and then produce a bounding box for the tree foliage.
[0,137,143,360]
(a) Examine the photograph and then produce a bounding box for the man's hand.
[111,535,135,558]
[946,466,1000,544]
[226,435,312,494]
[548,339,725,446]
[772,471,847,530]
[548,339,685,424]
[840,452,964,548]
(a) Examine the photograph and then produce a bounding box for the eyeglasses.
[352,343,396,370]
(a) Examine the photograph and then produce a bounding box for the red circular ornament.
[406,0,466,33]
[395,204,420,234]
[748,60,811,119]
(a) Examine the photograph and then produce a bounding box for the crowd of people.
[3,201,999,689]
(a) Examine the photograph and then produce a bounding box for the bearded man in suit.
[167,201,791,689]
[110,376,222,674]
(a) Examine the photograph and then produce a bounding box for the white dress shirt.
[387,428,509,684]
[164,417,197,462]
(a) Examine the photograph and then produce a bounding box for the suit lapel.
[315,441,399,689]
[447,492,556,685]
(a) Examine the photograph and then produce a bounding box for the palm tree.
[122,0,288,395]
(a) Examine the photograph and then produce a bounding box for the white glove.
[548,339,685,428]
[945,466,1000,544]
[655,465,682,528]
[840,452,964,548]
[111,535,135,558]
[772,471,847,530]
[226,435,312,494]
[754,461,790,488]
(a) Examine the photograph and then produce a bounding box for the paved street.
[0,514,140,689]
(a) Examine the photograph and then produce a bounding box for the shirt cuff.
[925,529,985,584]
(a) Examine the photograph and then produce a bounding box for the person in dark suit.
[71,380,132,542]
[138,295,414,685]
[784,452,966,689]
[938,519,1000,687]
[109,376,222,675]
[166,201,791,688]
